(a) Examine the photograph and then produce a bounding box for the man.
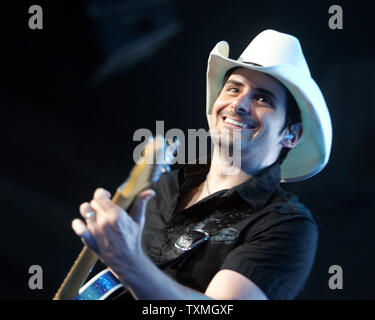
[72,30,332,299]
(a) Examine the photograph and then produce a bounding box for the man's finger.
[130,189,155,228]
[92,188,114,212]
[79,202,96,226]
[72,219,100,253]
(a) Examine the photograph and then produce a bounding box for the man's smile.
[221,115,257,131]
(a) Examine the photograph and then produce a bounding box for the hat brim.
[206,41,332,183]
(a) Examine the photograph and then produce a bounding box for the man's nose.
[232,97,251,115]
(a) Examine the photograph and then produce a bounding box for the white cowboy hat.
[206,29,332,182]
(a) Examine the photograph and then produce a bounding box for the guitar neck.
[53,246,97,300]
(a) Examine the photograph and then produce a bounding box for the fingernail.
[72,219,84,235]
[146,191,156,200]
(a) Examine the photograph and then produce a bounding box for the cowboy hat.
[206,29,332,182]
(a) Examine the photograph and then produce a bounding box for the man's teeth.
[224,117,249,128]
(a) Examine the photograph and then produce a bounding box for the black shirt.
[142,160,318,300]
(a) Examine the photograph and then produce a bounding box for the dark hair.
[222,67,301,164]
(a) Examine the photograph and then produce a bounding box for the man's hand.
[71,187,155,281]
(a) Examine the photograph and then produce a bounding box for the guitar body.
[73,269,125,300]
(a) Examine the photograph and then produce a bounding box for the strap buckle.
[174,228,210,251]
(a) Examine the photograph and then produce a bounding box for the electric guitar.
[53,135,179,300]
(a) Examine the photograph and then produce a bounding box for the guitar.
[53,135,179,300]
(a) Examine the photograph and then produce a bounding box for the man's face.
[210,67,288,172]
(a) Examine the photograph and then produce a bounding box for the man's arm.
[118,252,267,300]
[205,269,268,300]
[72,188,267,300]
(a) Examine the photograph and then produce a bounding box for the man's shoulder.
[264,186,317,224]
[245,187,319,246]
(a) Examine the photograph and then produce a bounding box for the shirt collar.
[178,157,281,211]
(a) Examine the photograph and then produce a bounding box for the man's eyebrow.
[254,87,278,101]
[224,79,245,87]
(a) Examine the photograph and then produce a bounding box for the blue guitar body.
[74,269,124,300]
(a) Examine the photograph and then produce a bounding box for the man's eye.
[254,95,272,106]
[227,87,239,93]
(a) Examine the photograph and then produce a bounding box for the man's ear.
[281,123,303,148]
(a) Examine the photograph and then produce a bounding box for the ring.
[84,211,95,219]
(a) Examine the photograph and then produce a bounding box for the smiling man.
[72,30,332,300]
[209,66,302,181]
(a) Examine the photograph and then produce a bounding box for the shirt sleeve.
[219,212,318,300]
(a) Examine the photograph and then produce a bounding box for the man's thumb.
[130,189,155,226]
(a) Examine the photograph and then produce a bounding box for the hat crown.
[238,29,311,76]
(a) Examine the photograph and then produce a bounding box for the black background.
[1,0,374,299]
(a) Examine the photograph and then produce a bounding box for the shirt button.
[166,227,174,233]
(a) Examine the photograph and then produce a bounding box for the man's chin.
[210,130,244,157]
[211,127,247,144]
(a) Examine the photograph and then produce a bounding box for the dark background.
[1,0,374,299]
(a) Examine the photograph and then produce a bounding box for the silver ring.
[84,211,95,219]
